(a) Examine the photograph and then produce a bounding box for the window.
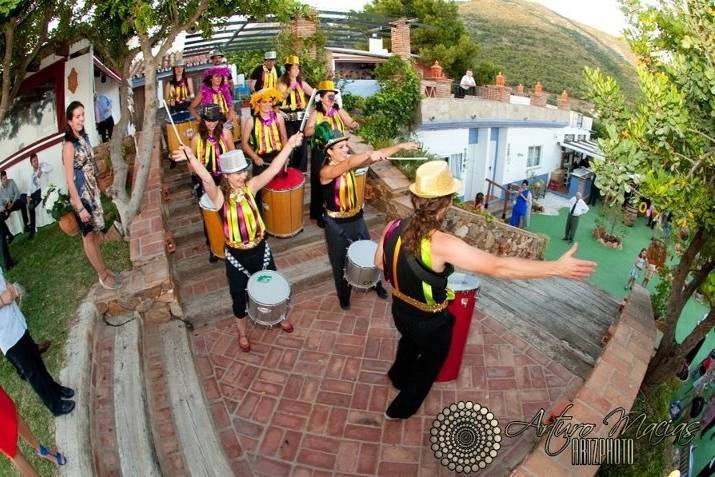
[448,153,466,180]
[527,146,542,168]
[564,134,575,142]
[576,113,584,128]
[578,134,586,141]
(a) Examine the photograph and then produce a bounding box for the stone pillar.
[530,81,547,107]
[288,14,318,58]
[390,17,411,59]
[558,90,570,110]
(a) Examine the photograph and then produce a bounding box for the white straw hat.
[219,150,250,174]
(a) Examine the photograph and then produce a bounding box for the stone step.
[159,320,233,476]
[167,196,198,217]
[113,317,161,477]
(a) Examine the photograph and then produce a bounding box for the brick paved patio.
[191,281,584,476]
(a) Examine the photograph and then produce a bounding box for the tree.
[0,0,59,124]
[84,0,298,234]
[584,0,714,390]
[365,0,494,80]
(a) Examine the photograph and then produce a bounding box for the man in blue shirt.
[94,93,114,143]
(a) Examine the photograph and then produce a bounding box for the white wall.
[415,128,469,158]
[501,127,563,184]
[64,50,99,145]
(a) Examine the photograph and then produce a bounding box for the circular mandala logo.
[430,401,502,473]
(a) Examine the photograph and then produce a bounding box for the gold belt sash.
[391,288,450,313]
[225,236,264,250]
[325,208,361,219]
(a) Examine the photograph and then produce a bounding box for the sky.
[305,0,627,36]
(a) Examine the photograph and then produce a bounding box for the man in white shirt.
[458,70,476,98]
[0,269,75,416]
[27,153,51,239]
[563,192,589,242]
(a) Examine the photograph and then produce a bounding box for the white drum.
[344,240,380,289]
[246,270,291,326]
[447,272,481,293]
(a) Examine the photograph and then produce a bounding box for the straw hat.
[264,50,277,60]
[317,80,339,93]
[409,161,463,198]
[249,87,282,112]
[219,150,250,174]
[285,55,300,65]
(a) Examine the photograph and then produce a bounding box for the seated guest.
[472,192,485,211]
[458,70,476,97]
[0,268,75,416]
[27,154,52,239]
[0,171,28,243]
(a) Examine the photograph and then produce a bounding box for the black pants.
[28,189,41,234]
[285,120,308,172]
[310,146,325,221]
[386,301,453,418]
[324,213,370,306]
[564,214,579,241]
[97,116,114,143]
[0,196,28,238]
[0,231,12,268]
[225,241,276,318]
[5,331,65,415]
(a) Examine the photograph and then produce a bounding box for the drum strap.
[225,242,272,278]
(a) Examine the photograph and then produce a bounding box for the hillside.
[460,0,639,99]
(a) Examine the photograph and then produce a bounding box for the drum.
[232,117,241,143]
[166,117,197,153]
[354,167,368,210]
[344,240,380,289]
[262,167,305,238]
[247,270,291,326]
[436,272,481,382]
[199,193,225,259]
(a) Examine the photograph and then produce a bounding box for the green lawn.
[529,203,713,476]
[0,214,130,477]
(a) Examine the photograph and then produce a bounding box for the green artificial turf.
[0,212,130,477]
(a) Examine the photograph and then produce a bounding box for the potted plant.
[42,184,79,236]
[593,203,626,249]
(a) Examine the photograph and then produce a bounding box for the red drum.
[436,272,481,382]
[262,167,305,237]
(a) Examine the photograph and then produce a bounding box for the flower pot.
[623,204,637,226]
[58,212,80,236]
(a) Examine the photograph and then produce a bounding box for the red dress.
[0,386,18,458]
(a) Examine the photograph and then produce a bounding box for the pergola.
[183,10,400,56]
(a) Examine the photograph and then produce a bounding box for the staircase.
[70,140,387,476]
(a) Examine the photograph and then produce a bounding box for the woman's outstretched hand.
[171,145,194,163]
[554,244,597,280]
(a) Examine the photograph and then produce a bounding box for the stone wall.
[420,96,570,124]
[94,127,179,324]
[361,143,547,259]
[512,286,657,476]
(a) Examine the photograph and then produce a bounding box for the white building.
[0,40,121,233]
[415,96,597,204]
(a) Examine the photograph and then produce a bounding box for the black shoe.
[59,386,75,399]
[209,252,219,263]
[339,298,351,310]
[53,400,75,416]
[562,237,568,241]
[374,283,388,300]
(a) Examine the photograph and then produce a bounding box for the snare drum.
[262,167,305,238]
[354,167,368,210]
[232,117,241,142]
[247,270,291,326]
[344,240,380,289]
[166,117,197,153]
[199,193,225,259]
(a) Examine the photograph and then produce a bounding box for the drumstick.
[162,100,189,163]
[299,89,317,133]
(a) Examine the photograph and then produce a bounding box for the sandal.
[99,272,121,290]
[279,322,294,334]
[37,446,67,466]
[238,333,251,352]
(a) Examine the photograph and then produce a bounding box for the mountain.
[460,0,639,100]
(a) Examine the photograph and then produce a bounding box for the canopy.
[560,139,604,160]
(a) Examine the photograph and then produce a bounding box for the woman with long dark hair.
[304,80,359,227]
[166,59,194,114]
[314,123,415,309]
[278,56,313,171]
[189,67,234,123]
[62,101,120,289]
[375,161,596,419]
[189,104,235,262]
[173,133,304,352]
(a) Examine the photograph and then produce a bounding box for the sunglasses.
[325,94,336,100]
